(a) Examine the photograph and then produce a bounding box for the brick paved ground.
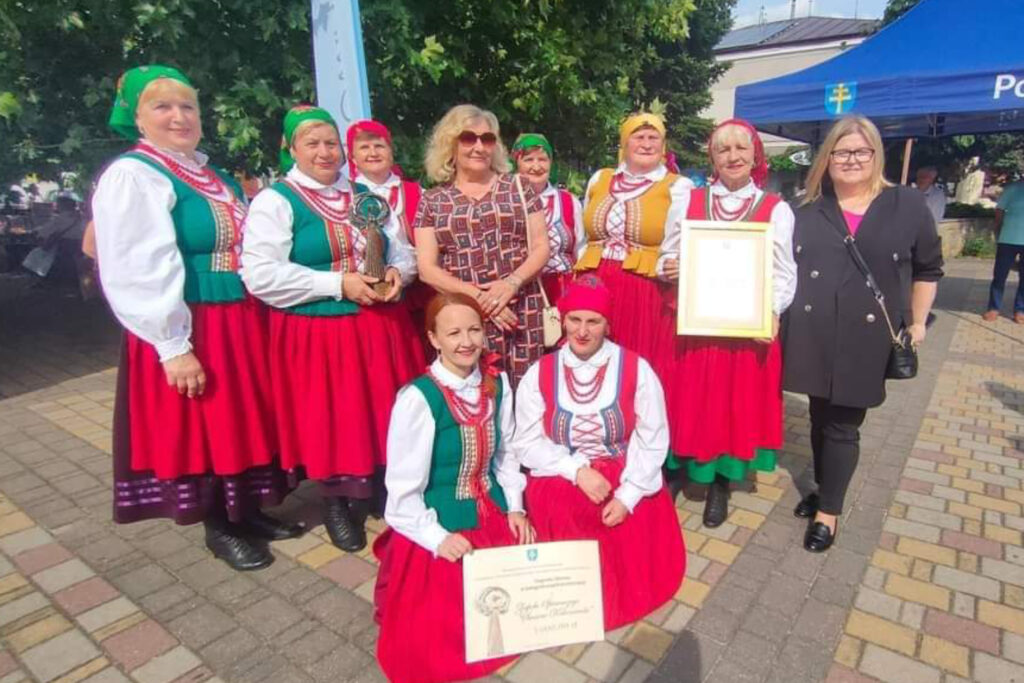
[0,259,1020,683]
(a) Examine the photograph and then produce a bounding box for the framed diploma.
[676,219,774,338]
[463,541,604,663]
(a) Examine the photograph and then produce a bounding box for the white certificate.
[463,540,604,663]
[677,219,774,338]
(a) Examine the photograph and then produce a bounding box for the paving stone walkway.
[0,259,1021,683]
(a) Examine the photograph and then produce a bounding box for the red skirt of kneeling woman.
[525,456,685,631]
[373,497,519,683]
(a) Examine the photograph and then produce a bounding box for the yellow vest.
[578,168,679,277]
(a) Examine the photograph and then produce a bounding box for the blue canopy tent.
[734,0,1024,145]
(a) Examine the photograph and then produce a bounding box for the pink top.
[843,210,865,236]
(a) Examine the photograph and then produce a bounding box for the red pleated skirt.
[660,334,784,461]
[524,457,685,631]
[268,304,425,479]
[124,298,277,479]
[373,499,519,683]
[589,259,675,369]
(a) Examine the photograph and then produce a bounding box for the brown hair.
[424,292,497,396]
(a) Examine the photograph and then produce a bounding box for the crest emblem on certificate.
[349,192,392,296]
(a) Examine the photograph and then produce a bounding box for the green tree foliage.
[881,0,920,25]
[0,0,735,189]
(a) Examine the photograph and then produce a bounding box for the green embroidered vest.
[269,181,360,317]
[122,152,245,303]
[411,374,509,531]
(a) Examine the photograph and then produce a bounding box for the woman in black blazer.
[782,115,943,552]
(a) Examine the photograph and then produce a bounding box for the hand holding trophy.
[349,192,393,298]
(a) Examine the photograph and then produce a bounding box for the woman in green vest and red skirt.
[92,66,299,572]
[241,105,424,552]
[373,293,534,683]
[511,133,584,305]
[658,119,797,528]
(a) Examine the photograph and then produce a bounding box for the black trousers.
[809,396,868,515]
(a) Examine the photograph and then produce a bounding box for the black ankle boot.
[240,510,305,541]
[204,518,274,571]
[324,496,367,552]
[702,475,730,528]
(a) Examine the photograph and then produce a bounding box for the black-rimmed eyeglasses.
[830,148,875,163]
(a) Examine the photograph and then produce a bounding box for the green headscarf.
[108,65,194,141]
[511,133,554,160]
[279,105,340,173]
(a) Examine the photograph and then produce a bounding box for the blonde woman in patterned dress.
[415,104,550,386]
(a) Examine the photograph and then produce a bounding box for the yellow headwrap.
[618,112,667,164]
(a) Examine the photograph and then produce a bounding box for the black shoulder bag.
[828,214,918,380]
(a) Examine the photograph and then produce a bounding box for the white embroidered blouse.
[511,341,669,513]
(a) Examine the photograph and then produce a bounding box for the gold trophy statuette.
[349,193,393,297]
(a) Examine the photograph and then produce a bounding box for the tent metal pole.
[900,138,915,185]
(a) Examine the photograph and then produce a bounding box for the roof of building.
[716,16,879,54]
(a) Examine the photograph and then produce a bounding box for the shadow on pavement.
[0,273,121,400]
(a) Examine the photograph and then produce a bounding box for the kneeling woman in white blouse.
[373,293,534,683]
[512,276,685,631]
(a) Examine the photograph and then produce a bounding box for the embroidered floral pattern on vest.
[430,373,497,502]
[134,141,245,273]
[283,179,362,273]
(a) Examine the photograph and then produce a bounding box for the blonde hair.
[136,79,200,142]
[802,115,893,205]
[424,104,510,184]
[710,123,753,151]
[137,78,198,109]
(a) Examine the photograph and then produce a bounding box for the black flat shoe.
[794,492,820,519]
[324,497,367,552]
[804,521,837,553]
[240,511,305,541]
[205,524,274,571]
[702,476,729,528]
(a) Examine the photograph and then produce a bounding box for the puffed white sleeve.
[240,188,345,307]
[494,372,526,513]
[383,385,451,555]
[384,212,417,285]
[770,199,797,315]
[615,358,670,512]
[92,158,192,362]
[512,361,588,481]
[656,185,694,279]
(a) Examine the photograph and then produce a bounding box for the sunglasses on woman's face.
[458,131,498,147]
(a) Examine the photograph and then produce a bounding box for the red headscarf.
[557,275,612,320]
[346,119,398,180]
[708,118,768,189]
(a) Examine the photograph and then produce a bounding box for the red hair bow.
[480,351,502,379]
